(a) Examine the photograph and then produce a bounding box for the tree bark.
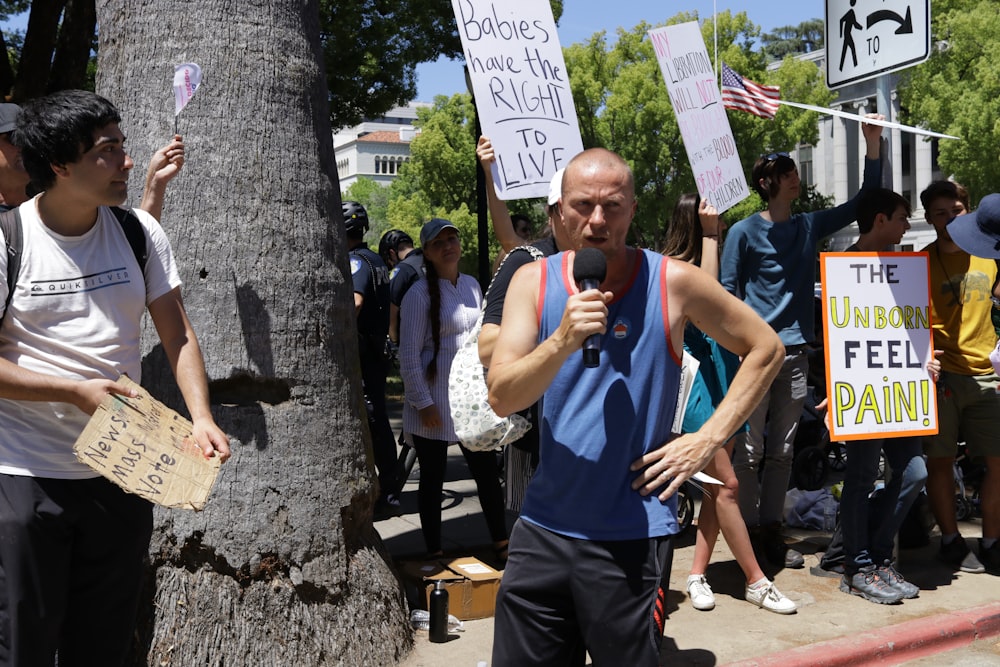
[95,0,411,663]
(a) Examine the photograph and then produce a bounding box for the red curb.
[723,602,1000,667]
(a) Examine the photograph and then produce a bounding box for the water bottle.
[429,580,449,643]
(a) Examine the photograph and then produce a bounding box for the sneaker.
[686,574,715,611]
[761,525,805,569]
[745,580,797,614]
[939,537,985,573]
[878,561,919,599]
[839,566,904,604]
[373,496,402,521]
[979,539,1000,573]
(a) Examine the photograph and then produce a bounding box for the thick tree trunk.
[95,1,411,664]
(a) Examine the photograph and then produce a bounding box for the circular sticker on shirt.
[612,317,630,340]
[350,257,363,276]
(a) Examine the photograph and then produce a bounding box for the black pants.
[412,435,507,554]
[361,348,398,500]
[0,475,153,666]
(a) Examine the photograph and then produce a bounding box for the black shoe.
[840,566,904,604]
[373,495,402,522]
[979,539,1000,573]
[761,525,804,569]
[939,537,985,573]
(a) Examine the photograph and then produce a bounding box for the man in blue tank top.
[487,148,784,666]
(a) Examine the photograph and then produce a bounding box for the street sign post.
[825,0,929,89]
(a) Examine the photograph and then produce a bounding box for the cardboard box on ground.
[398,557,503,620]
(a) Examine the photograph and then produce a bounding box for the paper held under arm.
[72,375,221,510]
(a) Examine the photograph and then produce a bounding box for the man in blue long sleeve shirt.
[721,114,884,569]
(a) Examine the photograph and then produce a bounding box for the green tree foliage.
[563,11,833,248]
[897,0,1000,203]
[760,19,825,61]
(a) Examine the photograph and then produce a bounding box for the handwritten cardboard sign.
[648,22,749,213]
[73,376,221,510]
[820,252,937,441]
[452,0,584,200]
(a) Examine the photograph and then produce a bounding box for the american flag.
[721,62,780,120]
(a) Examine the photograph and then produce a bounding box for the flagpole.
[713,0,718,86]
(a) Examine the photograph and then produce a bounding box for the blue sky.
[416,0,825,101]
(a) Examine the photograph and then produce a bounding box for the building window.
[798,145,814,188]
[374,156,381,174]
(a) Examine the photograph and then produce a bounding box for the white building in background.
[776,51,945,251]
[334,102,430,192]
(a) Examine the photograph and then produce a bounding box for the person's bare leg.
[926,456,958,537]
[713,441,766,585]
[690,466,720,576]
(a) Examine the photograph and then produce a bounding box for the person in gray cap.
[919,181,1000,575]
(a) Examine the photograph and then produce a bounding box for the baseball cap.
[547,168,565,206]
[419,218,458,247]
[948,193,1000,259]
[0,103,20,134]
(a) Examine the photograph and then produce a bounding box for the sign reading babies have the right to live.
[820,252,937,441]
[452,0,584,201]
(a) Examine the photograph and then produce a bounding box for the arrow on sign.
[867,6,913,34]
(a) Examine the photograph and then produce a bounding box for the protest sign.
[820,252,937,441]
[648,22,749,213]
[73,376,221,510]
[451,0,584,200]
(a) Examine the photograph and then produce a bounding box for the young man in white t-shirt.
[0,89,230,665]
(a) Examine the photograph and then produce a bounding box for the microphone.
[572,247,607,368]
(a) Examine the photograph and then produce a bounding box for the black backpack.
[0,205,148,327]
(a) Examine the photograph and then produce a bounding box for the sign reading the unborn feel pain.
[452,0,584,200]
[820,252,937,441]
[648,22,749,213]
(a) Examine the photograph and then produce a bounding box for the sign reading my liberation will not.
[648,21,749,214]
[73,375,221,510]
[820,252,938,441]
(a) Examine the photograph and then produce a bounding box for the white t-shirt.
[0,198,181,478]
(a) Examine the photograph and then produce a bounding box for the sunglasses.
[761,152,790,161]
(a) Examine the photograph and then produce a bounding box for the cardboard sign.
[820,252,937,441]
[452,0,584,200]
[73,376,221,510]
[648,22,749,213]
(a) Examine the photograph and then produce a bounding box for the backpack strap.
[109,206,148,273]
[1,207,22,326]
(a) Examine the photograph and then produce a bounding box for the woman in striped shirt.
[399,218,509,559]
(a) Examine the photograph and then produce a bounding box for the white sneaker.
[745,580,797,615]
[686,574,715,611]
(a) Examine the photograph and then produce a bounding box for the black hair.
[12,90,122,191]
[423,258,442,382]
[919,180,970,212]
[750,153,796,202]
[856,188,911,234]
[660,193,704,266]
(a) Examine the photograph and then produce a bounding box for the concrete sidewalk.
[376,407,1000,666]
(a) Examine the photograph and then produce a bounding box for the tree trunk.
[95,1,412,664]
[12,0,65,101]
[48,0,96,92]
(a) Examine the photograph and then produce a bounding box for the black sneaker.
[761,525,804,569]
[839,566,904,604]
[939,537,985,573]
[979,539,1000,574]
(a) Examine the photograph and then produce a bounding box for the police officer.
[345,201,399,518]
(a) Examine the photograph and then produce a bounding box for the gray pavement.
[377,406,1000,667]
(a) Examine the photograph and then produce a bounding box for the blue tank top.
[521,249,682,540]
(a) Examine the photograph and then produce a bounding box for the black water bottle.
[428,580,449,643]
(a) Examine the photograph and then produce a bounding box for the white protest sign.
[451,0,584,200]
[73,376,221,510]
[649,22,748,213]
[820,252,937,441]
